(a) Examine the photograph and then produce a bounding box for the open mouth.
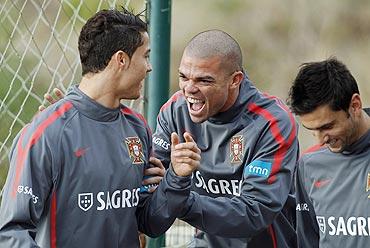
[326,139,342,151]
[327,139,337,147]
[187,97,205,114]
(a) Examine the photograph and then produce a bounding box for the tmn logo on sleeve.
[78,193,93,211]
[244,160,272,178]
[125,137,144,165]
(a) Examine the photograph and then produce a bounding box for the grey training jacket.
[153,74,299,248]
[295,108,370,248]
[0,86,192,248]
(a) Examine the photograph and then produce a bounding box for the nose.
[182,80,198,94]
[147,62,152,73]
[312,130,328,145]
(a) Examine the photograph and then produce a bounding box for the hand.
[142,157,165,193]
[38,88,65,111]
[170,132,201,177]
[138,232,146,248]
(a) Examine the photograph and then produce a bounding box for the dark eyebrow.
[196,76,215,81]
[302,121,335,131]
[178,70,215,82]
[179,72,186,77]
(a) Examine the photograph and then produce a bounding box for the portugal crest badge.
[78,193,93,212]
[316,216,326,234]
[230,135,243,163]
[125,137,144,165]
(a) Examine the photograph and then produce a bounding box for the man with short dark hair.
[287,57,370,247]
[153,30,299,248]
[0,8,200,247]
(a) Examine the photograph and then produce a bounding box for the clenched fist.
[170,132,201,177]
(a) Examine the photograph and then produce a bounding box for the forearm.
[137,167,192,237]
[0,225,39,248]
[180,188,285,238]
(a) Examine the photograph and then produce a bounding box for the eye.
[198,79,214,86]
[179,74,187,81]
[319,124,334,131]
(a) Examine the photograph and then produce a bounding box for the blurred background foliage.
[1,0,370,190]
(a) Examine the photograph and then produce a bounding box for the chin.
[190,114,206,124]
[131,90,141,99]
[124,94,140,100]
[328,146,344,153]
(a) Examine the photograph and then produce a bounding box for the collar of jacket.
[342,108,370,155]
[65,85,121,122]
[207,71,257,124]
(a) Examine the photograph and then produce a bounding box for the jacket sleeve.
[136,167,192,237]
[0,125,55,247]
[180,113,299,238]
[151,110,172,169]
[136,122,192,237]
[295,159,319,248]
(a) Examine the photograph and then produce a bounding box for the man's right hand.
[170,132,201,177]
[142,157,165,193]
[38,88,64,111]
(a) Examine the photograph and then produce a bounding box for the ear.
[349,93,362,116]
[229,71,244,89]
[112,50,130,70]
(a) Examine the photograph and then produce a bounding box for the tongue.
[191,102,203,111]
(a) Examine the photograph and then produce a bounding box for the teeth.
[187,97,203,104]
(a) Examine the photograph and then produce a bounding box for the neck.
[219,87,240,112]
[356,109,370,140]
[79,72,120,109]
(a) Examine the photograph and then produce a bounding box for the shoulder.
[298,144,328,170]
[13,100,76,150]
[159,91,186,113]
[300,144,328,158]
[247,92,297,139]
[247,92,295,124]
[157,91,188,126]
[29,100,76,135]
[33,100,75,122]
[302,144,326,156]
[120,105,150,134]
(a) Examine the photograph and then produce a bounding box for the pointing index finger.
[183,132,195,143]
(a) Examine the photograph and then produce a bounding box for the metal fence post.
[145,0,172,131]
[144,0,172,247]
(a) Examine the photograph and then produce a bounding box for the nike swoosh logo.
[314,179,331,188]
[74,147,89,157]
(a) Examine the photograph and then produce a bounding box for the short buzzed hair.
[184,30,243,72]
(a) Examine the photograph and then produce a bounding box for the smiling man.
[0,8,201,248]
[153,30,299,248]
[287,57,370,248]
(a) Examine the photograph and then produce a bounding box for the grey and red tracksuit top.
[295,108,370,248]
[0,86,193,248]
[153,74,299,248]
